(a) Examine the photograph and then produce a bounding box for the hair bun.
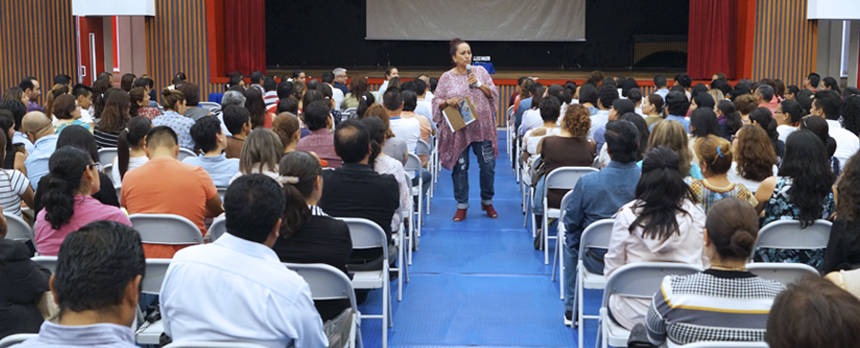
[729,229,756,256]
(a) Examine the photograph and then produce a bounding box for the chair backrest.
[679,341,769,348]
[198,101,221,112]
[177,148,196,161]
[4,212,34,243]
[129,214,204,245]
[31,255,58,274]
[746,262,819,286]
[164,342,268,348]
[0,334,38,348]
[284,262,359,311]
[601,262,703,306]
[343,107,358,120]
[578,219,614,256]
[755,219,832,251]
[209,216,227,241]
[415,139,431,156]
[115,185,122,203]
[558,190,575,221]
[340,217,388,256]
[142,259,172,294]
[404,153,422,171]
[217,186,228,200]
[506,105,515,122]
[98,147,118,167]
[545,166,598,191]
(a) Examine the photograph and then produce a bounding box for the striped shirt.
[93,129,120,149]
[0,169,30,217]
[646,269,784,347]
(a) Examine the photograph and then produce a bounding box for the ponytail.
[117,128,130,179]
[277,151,321,239]
[42,147,91,230]
[117,117,152,180]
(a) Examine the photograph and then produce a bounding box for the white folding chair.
[415,139,432,215]
[284,263,364,348]
[343,107,358,120]
[135,259,173,345]
[340,217,393,348]
[128,214,205,246]
[679,342,769,348]
[116,185,123,205]
[0,334,37,348]
[573,219,614,347]
[4,212,35,247]
[208,216,227,242]
[541,167,598,264]
[98,147,118,167]
[598,262,703,348]
[746,262,819,285]
[198,101,221,113]
[432,134,440,184]
[217,186,228,201]
[31,255,58,274]
[177,148,196,161]
[551,190,575,292]
[505,105,515,163]
[164,342,267,348]
[754,219,832,264]
[404,153,423,237]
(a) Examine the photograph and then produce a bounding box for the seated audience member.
[514,81,538,133]
[587,85,618,143]
[767,275,860,348]
[363,104,407,165]
[321,72,344,111]
[183,117,240,187]
[14,221,144,348]
[532,101,593,240]
[112,116,151,185]
[413,78,435,123]
[749,107,784,159]
[592,98,635,152]
[34,147,131,256]
[333,68,350,97]
[128,87,161,120]
[727,125,778,193]
[363,116,412,235]
[245,87,273,129]
[648,120,703,179]
[342,75,367,110]
[687,108,721,163]
[775,99,803,142]
[519,85,546,136]
[843,93,860,135]
[813,90,859,165]
[688,135,759,214]
[296,101,341,168]
[383,88,421,153]
[800,115,843,176]
[521,97,562,184]
[0,109,27,174]
[318,119,399,267]
[756,130,835,268]
[122,126,222,258]
[315,83,343,126]
[273,112,301,154]
[561,119,640,327]
[659,91,691,133]
[222,105,251,159]
[821,151,860,274]
[689,91,716,113]
[268,81,293,115]
[160,174,328,348]
[652,75,669,99]
[51,94,91,134]
[93,91,130,148]
[152,88,195,151]
[605,146,706,331]
[646,198,784,346]
[755,84,778,113]
[716,99,744,140]
[641,94,664,128]
[0,207,50,339]
[71,84,95,124]
[273,151,352,320]
[231,128,283,183]
[0,130,33,217]
[218,90,246,136]
[400,89,434,143]
[176,83,210,121]
[22,111,58,191]
[38,126,120,209]
[1,100,35,155]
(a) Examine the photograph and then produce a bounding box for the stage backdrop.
[366,0,585,42]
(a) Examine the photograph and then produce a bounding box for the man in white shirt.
[384,88,421,153]
[417,74,434,102]
[160,175,328,348]
[321,71,344,110]
[812,90,859,165]
[72,84,95,124]
[588,85,617,142]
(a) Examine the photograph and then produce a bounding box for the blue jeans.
[412,168,432,203]
[563,236,606,312]
[452,140,495,209]
[533,176,546,215]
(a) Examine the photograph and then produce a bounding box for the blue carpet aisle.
[357,131,602,348]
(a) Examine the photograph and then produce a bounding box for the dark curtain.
[224,0,266,75]
[688,0,736,80]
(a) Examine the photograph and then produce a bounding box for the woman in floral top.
[756,130,836,268]
[687,135,763,214]
[129,87,162,120]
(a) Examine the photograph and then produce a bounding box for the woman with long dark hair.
[93,90,131,148]
[688,108,721,163]
[821,151,860,274]
[342,75,368,110]
[0,129,33,217]
[756,130,836,268]
[244,87,272,129]
[728,125,778,193]
[113,116,151,184]
[33,146,131,256]
[432,38,500,221]
[799,115,841,176]
[362,116,411,234]
[749,107,784,160]
[716,99,743,140]
[604,146,705,331]
[271,150,352,321]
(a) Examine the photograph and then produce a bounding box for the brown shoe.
[453,208,467,222]
[482,204,499,218]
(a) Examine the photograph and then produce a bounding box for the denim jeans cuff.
[481,199,493,206]
[456,202,469,209]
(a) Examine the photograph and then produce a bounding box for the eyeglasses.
[88,162,103,173]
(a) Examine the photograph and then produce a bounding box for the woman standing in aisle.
[433,38,500,222]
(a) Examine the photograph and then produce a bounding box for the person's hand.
[468,74,478,86]
[446,98,460,108]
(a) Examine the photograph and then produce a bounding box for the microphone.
[466,64,476,88]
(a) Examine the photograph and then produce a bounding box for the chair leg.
[578,264,584,347]
[543,202,549,265]
[418,178,424,226]
[397,229,403,302]
[559,229,565,300]
[406,219,413,265]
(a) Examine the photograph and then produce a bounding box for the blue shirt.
[662,114,691,133]
[654,88,669,100]
[13,131,35,154]
[182,154,240,187]
[14,321,137,348]
[152,111,195,151]
[514,97,533,133]
[24,134,58,192]
[563,161,641,248]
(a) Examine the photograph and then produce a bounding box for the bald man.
[22,112,58,191]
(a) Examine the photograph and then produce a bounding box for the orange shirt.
[122,157,218,258]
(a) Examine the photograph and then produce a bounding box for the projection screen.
[366,0,585,41]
